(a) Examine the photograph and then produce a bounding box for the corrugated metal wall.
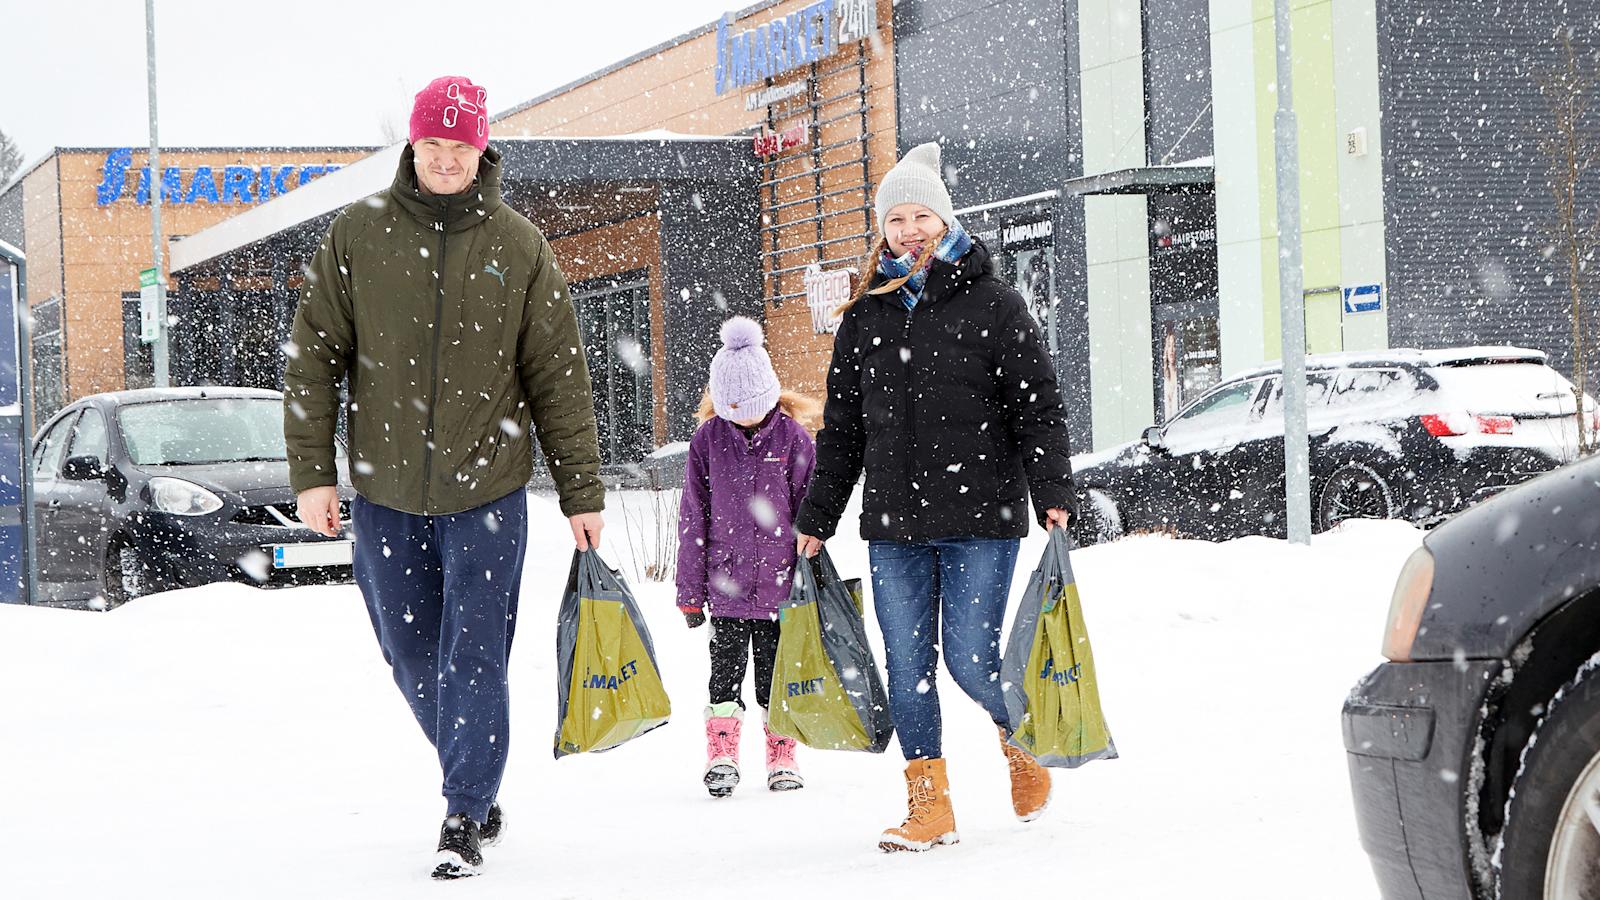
[892,0,1091,442]
[1378,0,1600,389]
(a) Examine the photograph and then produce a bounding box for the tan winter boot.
[878,758,959,852]
[999,727,1052,822]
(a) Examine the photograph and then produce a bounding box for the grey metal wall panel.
[1143,0,1214,165]
[895,0,1072,206]
[659,177,764,443]
[0,185,22,253]
[1377,0,1600,388]
[893,0,1091,446]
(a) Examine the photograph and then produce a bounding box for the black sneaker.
[431,815,483,880]
[480,803,504,847]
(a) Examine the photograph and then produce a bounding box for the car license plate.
[268,540,354,569]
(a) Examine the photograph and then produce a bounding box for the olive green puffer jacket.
[284,145,604,516]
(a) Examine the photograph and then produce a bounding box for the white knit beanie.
[873,142,957,233]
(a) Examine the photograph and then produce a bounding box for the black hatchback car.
[30,387,356,608]
[1070,347,1592,544]
[1344,451,1600,898]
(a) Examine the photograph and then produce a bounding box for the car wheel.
[1314,461,1397,532]
[1072,488,1125,546]
[1498,660,1600,899]
[99,540,145,609]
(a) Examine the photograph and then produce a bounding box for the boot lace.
[710,723,740,761]
[766,730,797,769]
[437,816,480,859]
[1003,741,1039,779]
[903,773,936,824]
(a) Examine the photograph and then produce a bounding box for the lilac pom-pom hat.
[709,316,781,422]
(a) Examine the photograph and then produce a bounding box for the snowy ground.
[0,489,1416,898]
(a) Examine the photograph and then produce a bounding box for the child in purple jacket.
[678,316,819,798]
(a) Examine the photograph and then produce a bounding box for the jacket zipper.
[421,218,448,510]
[901,305,918,517]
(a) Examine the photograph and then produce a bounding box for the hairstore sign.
[714,0,876,96]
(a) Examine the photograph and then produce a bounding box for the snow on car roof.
[85,386,284,406]
[1224,346,1547,385]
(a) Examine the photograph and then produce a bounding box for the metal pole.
[146,0,169,387]
[1274,0,1312,544]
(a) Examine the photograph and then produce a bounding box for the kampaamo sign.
[94,148,341,207]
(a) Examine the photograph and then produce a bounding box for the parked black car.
[1070,347,1592,544]
[1344,450,1600,898]
[30,387,356,608]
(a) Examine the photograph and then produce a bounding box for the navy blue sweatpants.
[351,488,527,825]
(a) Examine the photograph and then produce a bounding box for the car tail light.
[1383,546,1435,662]
[1419,413,1469,437]
[1419,413,1514,436]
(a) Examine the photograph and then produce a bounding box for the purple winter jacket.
[677,411,816,621]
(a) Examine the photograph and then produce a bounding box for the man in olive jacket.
[284,75,603,880]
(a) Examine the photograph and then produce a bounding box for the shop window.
[31,297,62,422]
[966,204,1059,361]
[572,273,653,466]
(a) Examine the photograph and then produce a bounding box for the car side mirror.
[1142,425,1165,449]
[62,455,106,481]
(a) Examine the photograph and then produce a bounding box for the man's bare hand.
[296,486,342,537]
[570,511,604,551]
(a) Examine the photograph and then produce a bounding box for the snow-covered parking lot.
[0,490,1415,898]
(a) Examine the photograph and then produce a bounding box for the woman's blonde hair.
[831,222,945,321]
[695,387,823,429]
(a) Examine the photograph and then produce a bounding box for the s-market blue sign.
[94,148,342,207]
[714,0,876,96]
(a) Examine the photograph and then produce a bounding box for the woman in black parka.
[794,141,1078,853]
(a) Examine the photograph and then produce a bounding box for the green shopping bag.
[554,549,671,757]
[1001,528,1117,767]
[768,549,893,753]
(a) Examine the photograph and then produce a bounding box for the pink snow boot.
[765,722,804,791]
[704,703,742,798]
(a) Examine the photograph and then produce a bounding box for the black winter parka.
[794,239,1076,543]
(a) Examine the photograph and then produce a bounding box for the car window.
[1252,373,1334,422]
[1174,379,1261,424]
[33,413,76,477]
[118,398,283,466]
[1327,368,1410,408]
[1162,378,1266,451]
[115,397,336,466]
[67,410,109,464]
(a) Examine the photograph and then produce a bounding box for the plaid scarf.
[874,220,973,310]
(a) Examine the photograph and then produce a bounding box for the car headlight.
[1383,546,1435,662]
[148,477,223,516]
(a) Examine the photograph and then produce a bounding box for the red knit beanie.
[409,76,489,151]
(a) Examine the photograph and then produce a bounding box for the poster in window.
[1012,247,1053,334]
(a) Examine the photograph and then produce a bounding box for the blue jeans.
[868,537,1020,760]
[352,488,527,824]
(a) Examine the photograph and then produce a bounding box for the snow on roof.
[85,385,283,406]
[170,143,405,273]
[171,131,751,273]
[496,130,745,143]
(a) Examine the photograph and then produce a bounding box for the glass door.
[572,277,653,465]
